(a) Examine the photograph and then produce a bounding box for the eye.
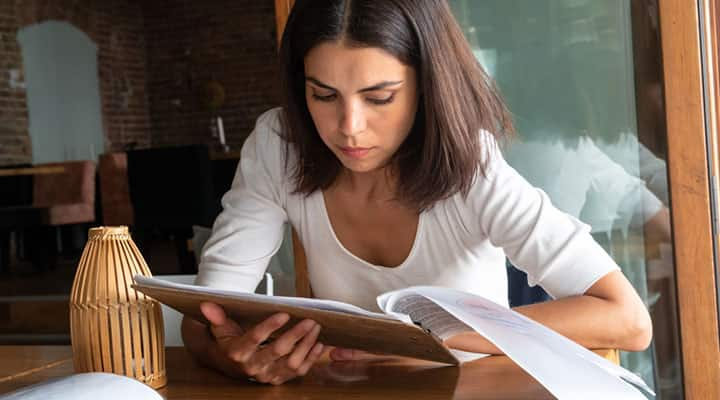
[366,94,395,105]
[312,93,337,102]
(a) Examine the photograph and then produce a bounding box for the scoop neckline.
[317,191,424,272]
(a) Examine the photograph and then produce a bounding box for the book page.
[134,275,397,321]
[383,293,472,340]
[378,286,653,399]
[383,294,487,363]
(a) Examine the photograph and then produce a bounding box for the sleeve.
[467,134,620,299]
[194,108,289,292]
[579,139,663,233]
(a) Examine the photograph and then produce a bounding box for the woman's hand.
[199,302,325,385]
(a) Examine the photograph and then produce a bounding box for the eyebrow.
[306,77,404,93]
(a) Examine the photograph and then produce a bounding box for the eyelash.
[311,93,395,105]
[368,95,395,105]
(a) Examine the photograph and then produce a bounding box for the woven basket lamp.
[70,226,166,389]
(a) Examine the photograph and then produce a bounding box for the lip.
[339,146,373,159]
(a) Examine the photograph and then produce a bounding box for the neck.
[336,166,397,203]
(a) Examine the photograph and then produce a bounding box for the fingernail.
[313,343,324,355]
[276,313,290,324]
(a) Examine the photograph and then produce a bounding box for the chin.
[340,161,378,173]
[337,157,383,173]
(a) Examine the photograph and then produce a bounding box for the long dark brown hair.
[279,0,514,211]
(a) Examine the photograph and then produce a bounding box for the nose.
[339,100,367,137]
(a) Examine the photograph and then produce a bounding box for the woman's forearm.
[445,271,653,354]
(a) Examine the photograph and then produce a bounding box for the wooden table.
[0,346,576,399]
[0,346,71,383]
[0,166,65,177]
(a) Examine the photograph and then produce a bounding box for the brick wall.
[143,0,281,149]
[0,0,32,166]
[0,0,152,166]
[0,0,280,166]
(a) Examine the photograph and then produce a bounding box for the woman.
[182,0,652,385]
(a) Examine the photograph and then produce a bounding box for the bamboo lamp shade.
[69,226,166,389]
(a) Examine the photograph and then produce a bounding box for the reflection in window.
[450,0,681,397]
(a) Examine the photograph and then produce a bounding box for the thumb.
[200,302,244,340]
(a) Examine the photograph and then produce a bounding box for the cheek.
[306,102,336,142]
[379,104,416,143]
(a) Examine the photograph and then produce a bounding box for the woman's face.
[304,41,419,174]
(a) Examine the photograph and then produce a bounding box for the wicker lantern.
[69,226,166,389]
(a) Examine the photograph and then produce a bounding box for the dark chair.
[506,259,551,307]
[126,145,218,273]
[0,165,33,271]
[0,161,97,272]
[211,157,240,212]
[32,161,96,226]
[0,166,33,207]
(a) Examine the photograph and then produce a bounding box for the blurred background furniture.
[0,161,95,273]
[32,161,96,227]
[96,146,241,275]
[126,145,218,274]
[0,165,65,177]
[0,164,34,272]
[98,152,134,227]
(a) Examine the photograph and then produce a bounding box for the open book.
[133,276,653,399]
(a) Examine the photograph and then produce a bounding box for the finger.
[224,313,290,364]
[286,323,322,370]
[263,343,324,386]
[329,347,376,361]
[250,319,316,367]
[295,342,325,377]
[199,302,226,325]
[200,302,245,340]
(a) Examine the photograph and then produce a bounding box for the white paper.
[378,287,654,400]
[0,373,162,400]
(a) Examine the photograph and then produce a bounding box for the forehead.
[304,41,413,85]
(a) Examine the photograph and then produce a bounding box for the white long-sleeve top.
[196,108,619,311]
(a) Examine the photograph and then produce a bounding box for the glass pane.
[449,0,682,397]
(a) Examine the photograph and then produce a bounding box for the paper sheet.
[379,287,654,399]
